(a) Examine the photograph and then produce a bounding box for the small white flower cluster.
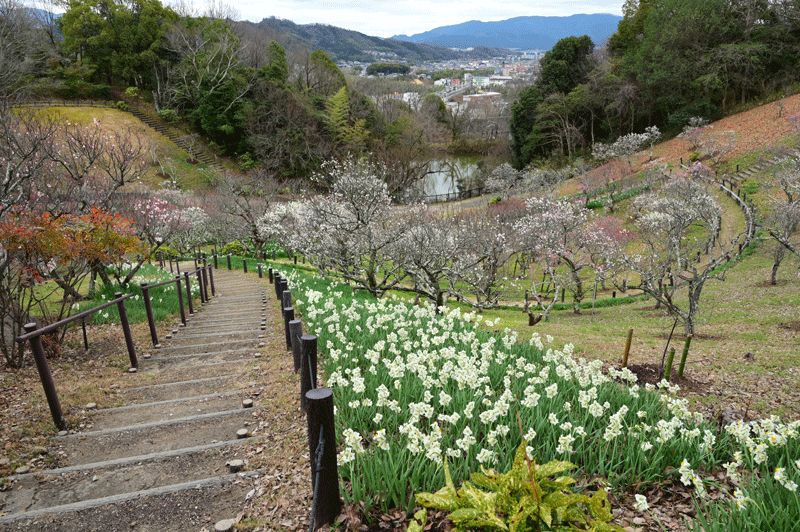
[286,269,800,511]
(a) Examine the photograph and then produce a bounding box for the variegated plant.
[409,442,624,532]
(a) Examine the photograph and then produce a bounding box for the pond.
[417,156,483,198]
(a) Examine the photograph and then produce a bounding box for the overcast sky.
[229,0,624,38]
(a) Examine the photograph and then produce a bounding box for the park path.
[0,268,276,532]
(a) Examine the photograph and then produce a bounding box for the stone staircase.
[126,107,223,171]
[0,269,271,532]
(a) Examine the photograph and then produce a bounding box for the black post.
[213,254,218,269]
[141,283,159,347]
[227,254,231,270]
[243,258,248,273]
[115,293,138,369]
[258,263,263,278]
[196,269,207,304]
[184,272,194,315]
[280,279,288,303]
[207,265,215,296]
[268,267,273,283]
[289,320,303,373]
[168,254,173,273]
[274,274,282,299]
[176,276,186,326]
[305,388,342,529]
[294,255,297,265]
[282,290,292,313]
[22,323,66,431]
[272,249,276,260]
[176,258,181,275]
[81,317,89,350]
[300,335,318,412]
[200,265,210,301]
[284,307,294,350]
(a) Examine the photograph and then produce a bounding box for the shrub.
[114,101,128,111]
[220,241,245,255]
[157,109,180,124]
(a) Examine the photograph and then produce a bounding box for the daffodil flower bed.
[284,268,800,517]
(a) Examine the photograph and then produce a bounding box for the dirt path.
[0,267,304,532]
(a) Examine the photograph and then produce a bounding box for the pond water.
[417,156,482,197]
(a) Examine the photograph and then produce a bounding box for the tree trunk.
[771,244,785,285]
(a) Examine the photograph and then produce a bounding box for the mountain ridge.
[391,14,623,50]
[250,17,509,63]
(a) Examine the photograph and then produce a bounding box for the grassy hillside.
[35,106,223,191]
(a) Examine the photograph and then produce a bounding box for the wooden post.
[258,263,263,278]
[284,307,294,351]
[622,328,633,368]
[176,276,186,326]
[207,265,215,296]
[305,388,342,529]
[290,320,303,372]
[22,323,66,431]
[280,279,288,303]
[213,254,218,269]
[184,272,194,315]
[282,290,292,313]
[115,293,138,369]
[300,335,318,412]
[274,273,282,299]
[196,269,207,304]
[141,283,159,348]
[227,254,231,270]
[268,267,273,283]
[678,335,692,377]
[243,257,248,273]
[200,266,210,302]
[81,317,89,349]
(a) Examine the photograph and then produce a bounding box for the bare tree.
[212,168,282,257]
[604,165,750,335]
[765,156,800,283]
[293,157,411,297]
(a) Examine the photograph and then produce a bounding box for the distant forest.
[2,0,799,177]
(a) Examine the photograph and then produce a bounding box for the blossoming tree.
[603,164,749,335]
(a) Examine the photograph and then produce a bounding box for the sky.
[228,0,624,38]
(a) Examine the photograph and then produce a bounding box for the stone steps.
[0,269,273,531]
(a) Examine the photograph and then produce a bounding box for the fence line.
[264,266,341,530]
[15,261,216,431]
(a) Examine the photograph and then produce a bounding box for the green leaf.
[416,485,460,511]
[449,508,483,521]
[407,509,427,532]
[589,489,614,522]
[538,503,553,527]
[535,460,576,478]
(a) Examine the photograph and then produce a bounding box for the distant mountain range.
[250,13,622,63]
[250,17,508,63]
[391,14,623,50]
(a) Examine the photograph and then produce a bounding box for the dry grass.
[31,106,221,190]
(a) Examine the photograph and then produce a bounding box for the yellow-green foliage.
[410,443,624,532]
